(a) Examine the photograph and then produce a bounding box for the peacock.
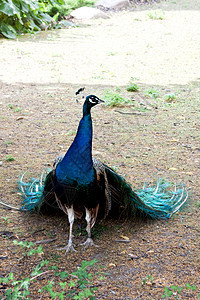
[1,94,188,253]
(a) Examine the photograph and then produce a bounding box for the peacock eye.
[89,97,97,104]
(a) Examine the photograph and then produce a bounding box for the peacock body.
[17,95,188,252]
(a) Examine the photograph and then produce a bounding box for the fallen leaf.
[108,263,116,267]
[120,235,130,240]
[16,116,24,121]
[147,250,154,254]
[180,171,193,175]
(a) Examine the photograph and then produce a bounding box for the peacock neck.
[55,109,95,185]
[83,102,91,117]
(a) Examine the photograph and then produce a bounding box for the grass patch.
[162,283,199,298]
[147,10,165,20]
[6,155,15,162]
[103,90,131,107]
[0,241,102,299]
[144,88,160,99]
[126,83,139,92]
[163,93,176,101]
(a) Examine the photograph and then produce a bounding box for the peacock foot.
[80,237,99,248]
[56,242,77,253]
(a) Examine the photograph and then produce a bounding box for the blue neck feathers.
[55,102,95,185]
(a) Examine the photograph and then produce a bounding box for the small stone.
[70,7,109,20]
[95,0,130,10]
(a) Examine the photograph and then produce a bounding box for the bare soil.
[0,0,200,299]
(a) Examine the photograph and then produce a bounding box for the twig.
[0,200,23,211]
[30,270,51,281]
[133,292,145,299]
[34,238,57,244]
[31,228,45,235]
[115,239,131,243]
[115,110,143,115]
[69,274,78,279]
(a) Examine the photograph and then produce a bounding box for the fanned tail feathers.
[17,162,188,219]
[103,164,188,219]
[19,169,54,211]
[135,180,188,218]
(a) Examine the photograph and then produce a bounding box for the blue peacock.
[12,95,188,252]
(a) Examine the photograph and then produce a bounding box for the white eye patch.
[89,97,97,104]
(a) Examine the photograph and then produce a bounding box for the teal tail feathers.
[18,164,188,219]
[135,180,188,219]
[19,169,53,211]
[103,164,188,219]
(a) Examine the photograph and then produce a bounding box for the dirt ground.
[0,0,200,299]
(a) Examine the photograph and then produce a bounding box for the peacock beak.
[97,98,105,104]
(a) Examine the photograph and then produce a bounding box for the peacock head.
[83,95,104,115]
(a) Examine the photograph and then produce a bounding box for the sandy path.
[0,0,200,86]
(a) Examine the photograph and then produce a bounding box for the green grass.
[4,141,13,145]
[1,216,10,224]
[6,155,15,162]
[0,240,102,299]
[74,223,108,238]
[162,283,199,298]
[67,130,76,136]
[195,202,200,208]
[141,275,154,286]
[7,104,22,112]
[144,88,160,99]
[126,83,139,92]
[103,90,131,107]
[163,93,176,101]
[147,10,165,20]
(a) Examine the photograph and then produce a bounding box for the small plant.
[1,241,102,299]
[6,155,15,162]
[13,240,43,256]
[41,259,99,299]
[112,166,118,172]
[7,104,22,112]
[195,202,200,208]
[104,90,131,107]
[126,82,139,92]
[144,88,160,99]
[67,130,76,136]
[0,260,49,299]
[162,283,198,298]
[163,93,176,101]
[2,216,10,224]
[5,141,13,145]
[108,52,117,56]
[141,275,154,286]
[147,10,165,20]
[14,107,22,112]
[8,104,14,109]
[74,223,108,238]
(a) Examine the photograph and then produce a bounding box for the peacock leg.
[80,208,98,248]
[57,206,76,253]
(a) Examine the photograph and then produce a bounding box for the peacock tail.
[17,161,188,219]
[19,169,54,211]
[135,180,188,219]
[102,163,188,219]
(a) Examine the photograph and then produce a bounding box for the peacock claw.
[56,243,77,253]
[80,237,99,248]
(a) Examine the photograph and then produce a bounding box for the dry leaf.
[108,263,116,267]
[120,235,130,240]
[16,116,24,121]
